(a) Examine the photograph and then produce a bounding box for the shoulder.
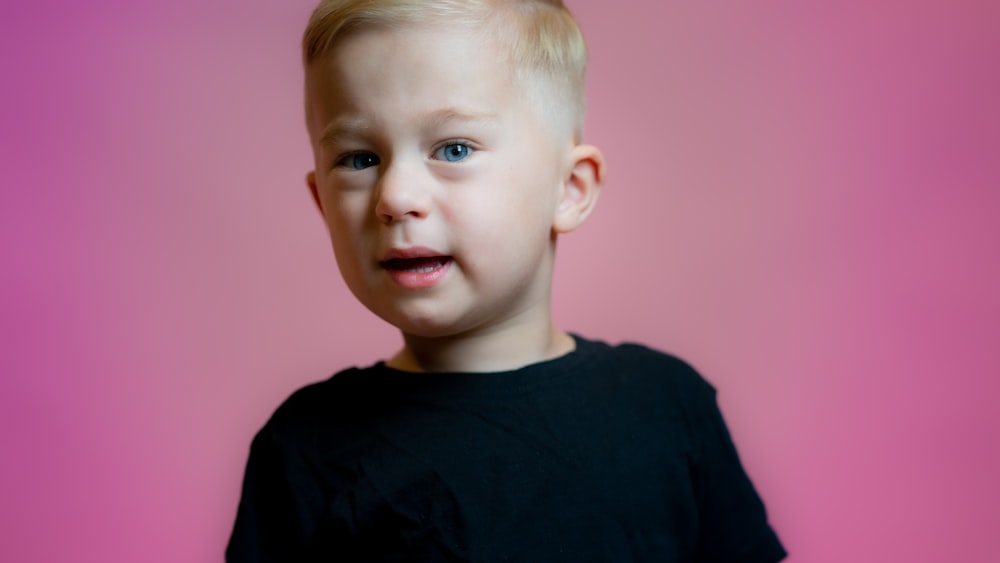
[562,335,726,429]
[253,365,385,451]
[577,335,717,399]
[272,366,361,417]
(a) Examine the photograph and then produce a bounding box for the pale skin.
[305,21,605,373]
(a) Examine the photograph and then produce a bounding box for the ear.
[553,144,605,234]
[306,171,324,215]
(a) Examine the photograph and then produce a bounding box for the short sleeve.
[687,384,786,563]
[225,422,327,563]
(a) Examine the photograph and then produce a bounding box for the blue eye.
[337,152,380,170]
[434,143,473,162]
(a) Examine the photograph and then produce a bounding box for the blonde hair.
[302,0,588,140]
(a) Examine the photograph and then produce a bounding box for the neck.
[387,321,575,373]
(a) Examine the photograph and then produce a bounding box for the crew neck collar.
[372,333,600,378]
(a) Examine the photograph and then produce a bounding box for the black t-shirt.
[227,335,785,562]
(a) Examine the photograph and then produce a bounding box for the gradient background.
[2,0,998,561]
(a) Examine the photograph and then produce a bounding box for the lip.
[379,246,453,289]
[380,246,447,261]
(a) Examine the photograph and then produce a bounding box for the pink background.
[2,0,998,561]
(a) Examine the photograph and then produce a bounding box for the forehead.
[305,23,518,135]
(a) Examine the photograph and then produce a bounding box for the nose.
[373,158,431,225]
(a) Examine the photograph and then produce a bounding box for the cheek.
[328,193,371,230]
[508,179,561,233]
[324,201,371,264]
[453,191,552,253]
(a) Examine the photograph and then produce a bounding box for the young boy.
[228,1,786,561]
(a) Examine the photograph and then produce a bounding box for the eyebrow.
[317,108,499,147]
[423,108,499,130]
[317,115,374,147]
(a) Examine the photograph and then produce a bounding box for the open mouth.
[379,256,452,273]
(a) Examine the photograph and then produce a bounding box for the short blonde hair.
[302,0,588,140]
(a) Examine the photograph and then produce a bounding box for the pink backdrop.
[2,0,998,561]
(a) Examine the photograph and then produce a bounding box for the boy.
[228,0,786,561]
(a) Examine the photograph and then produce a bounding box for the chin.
[373,308,465,339]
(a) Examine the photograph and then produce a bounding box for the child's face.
[305,23,576,338]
